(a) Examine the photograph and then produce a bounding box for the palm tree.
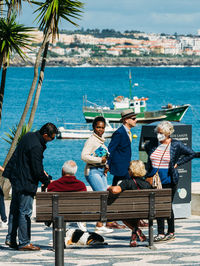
[0,16,33,197]
[0,14,33,125]
[0,0,32,197]
[0,0,24,71]
[2,0,83,198]
[27,0,84,128]
[4,0,83,157]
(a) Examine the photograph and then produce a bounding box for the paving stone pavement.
[0,215,200,266]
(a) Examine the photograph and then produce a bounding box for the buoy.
[132,134,137,139]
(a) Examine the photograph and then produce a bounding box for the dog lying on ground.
[65,229,106,246]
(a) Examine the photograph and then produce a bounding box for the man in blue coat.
[108,109,137,185]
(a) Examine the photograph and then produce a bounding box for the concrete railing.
[191,182,200,216]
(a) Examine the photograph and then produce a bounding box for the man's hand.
[109,186,122,194]
[44,170,48,176]
[101,156,107,164]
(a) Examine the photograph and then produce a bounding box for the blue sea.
[1,67,200,184]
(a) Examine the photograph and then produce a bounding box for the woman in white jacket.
[81,116,112,233]
[82,116,108,191]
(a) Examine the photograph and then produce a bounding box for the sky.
[18,0,200,35]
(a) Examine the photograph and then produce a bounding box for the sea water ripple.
[1,67,200,184]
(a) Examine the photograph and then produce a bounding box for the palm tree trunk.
[0,56,9,191]
[1,29,51,199]
[0,56,7,126]
[28,40,50,129]
[0,53,3,70]
[7,2,12,21]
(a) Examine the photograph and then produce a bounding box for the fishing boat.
[57,121,117,139]
[83,97,190,124]
[83,71,190,124]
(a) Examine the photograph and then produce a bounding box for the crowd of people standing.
[0,109,199,250]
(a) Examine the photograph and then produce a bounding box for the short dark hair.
[39,123,58,137]
[92,116,106,129]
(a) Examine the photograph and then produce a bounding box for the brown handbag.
[146,143,170,189]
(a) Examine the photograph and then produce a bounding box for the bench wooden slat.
[36,189,171,198]
[36,189,172,222]
[36,202,171,214]
[36,210,171,222]
[36,195,171,205]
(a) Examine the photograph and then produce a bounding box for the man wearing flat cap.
[108,109,137,186]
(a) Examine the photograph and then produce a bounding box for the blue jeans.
[86,167,107,191]
[0,187,7,222]
[6,189,33,247]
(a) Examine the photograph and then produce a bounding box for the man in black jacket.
[3,122,58,251]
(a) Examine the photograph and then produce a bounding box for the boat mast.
[129,70,132,101]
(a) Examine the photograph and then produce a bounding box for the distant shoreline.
[10,56,200,67]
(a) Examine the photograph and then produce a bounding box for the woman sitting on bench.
[109,160,152,247]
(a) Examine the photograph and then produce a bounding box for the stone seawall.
[10,56,200,67]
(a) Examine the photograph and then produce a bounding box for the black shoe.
[5,240,18,250]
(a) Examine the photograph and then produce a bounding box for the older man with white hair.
[48,160,86,192]
[47,160,87,231]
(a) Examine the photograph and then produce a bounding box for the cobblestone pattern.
[0,216,200,266]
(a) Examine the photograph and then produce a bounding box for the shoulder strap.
[156,142,170,172]
[132,178,140,190]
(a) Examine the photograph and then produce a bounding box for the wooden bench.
[36,189,171,249]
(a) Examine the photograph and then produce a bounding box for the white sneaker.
[95,225,113,234]
[1,221,8,228]
[77,222,87,232]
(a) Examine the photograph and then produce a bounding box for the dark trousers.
[157,183,177,234]
[0,187,7,222]
[6,189,33,247]
[112,172,130,186]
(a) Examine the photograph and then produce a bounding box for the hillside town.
[12,29,200,66]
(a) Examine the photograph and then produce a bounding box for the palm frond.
[2,123,35,146]
[0,13,34,62]
[32,0,83,40]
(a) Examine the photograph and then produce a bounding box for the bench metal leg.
[55,216,64,266]
[148,192,156,250]
[148,218,156,250]
[64,222,66,249]
[53,220,66,251]
[53,221,55,250]
[52,194,59,251]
